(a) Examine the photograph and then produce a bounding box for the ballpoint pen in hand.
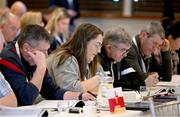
[87,91,97,98]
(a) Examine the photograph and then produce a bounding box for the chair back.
[149,97,180,117]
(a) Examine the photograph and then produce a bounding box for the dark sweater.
[124,35,172,82]
[98,47,145,90]
[0,42,67,106]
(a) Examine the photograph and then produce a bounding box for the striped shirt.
[0,72,13,97]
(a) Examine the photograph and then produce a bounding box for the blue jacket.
[0,42,67,106]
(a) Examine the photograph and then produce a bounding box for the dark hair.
[167,20,180,40]
[42,6,58,15]
[17,24,52,47]
[42,6,58,25]
[53,23,103,81]
[161,17,173,37]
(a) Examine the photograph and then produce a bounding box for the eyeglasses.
[94,42,102,51]
[112,45,130,56]
[28,44,49,56]
[152,41,161,49]
[146,32,163,49]
[7,24,19,32]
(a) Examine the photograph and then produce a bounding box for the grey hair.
[17,24,52,48]
[103,26,132,46]
[141,22,165,39]
[0,12,16,24]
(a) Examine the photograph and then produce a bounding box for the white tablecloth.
[50,110,144,117]
[37,100,150,117]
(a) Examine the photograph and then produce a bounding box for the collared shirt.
[0,30,5,51]
[0,72,13,98]
[67,0,74,9]
[132,37,149,72]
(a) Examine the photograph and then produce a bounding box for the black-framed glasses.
[146,32,163,49]
[112,45,130,56]
[28,43,49,56]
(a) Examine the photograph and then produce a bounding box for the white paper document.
[171,75,180,83]
[0,106,44,117]
[122,91,142,103]
[156,82,180,87]
[106,87,123,99]
[156,75,180,87]
[37,100,96,109]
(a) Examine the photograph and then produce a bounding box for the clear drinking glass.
[139,86,150,98]
[96,75,114,109]
[57,101,69,112]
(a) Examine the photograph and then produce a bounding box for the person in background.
[166,21,180,74]
[163,0,175,21]
[161,17,173,37]
[0,9,9,50]
[47,23,103,92]
[0,30,5,52]
[0,24,95,106]
[49,0,80,33]
[98,26,143,90]
[123,22,171,87]
[20,11,44,32]
[0,12,20,45]
[42,6,58,26]
[45,7,70,53]
[0,7,10,16]
[10,1,27,18]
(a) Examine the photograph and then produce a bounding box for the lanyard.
[15,41,21,60]
[132,37,147,72]
[110,62,115,81]
[15,42,28,81]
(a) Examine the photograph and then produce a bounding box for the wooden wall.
[7,0,180,18]
[8,0,49,10]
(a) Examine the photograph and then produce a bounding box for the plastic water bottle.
[96,72,114,109]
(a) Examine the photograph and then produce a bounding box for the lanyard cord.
[132,37,148,72]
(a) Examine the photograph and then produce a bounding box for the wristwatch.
[78,92,83,100]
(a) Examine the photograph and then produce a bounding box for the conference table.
[38,75,180,117]
[2,75,180,117]
[36,100,150,117]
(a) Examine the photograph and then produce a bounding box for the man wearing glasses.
[98,26,144,90]
[0,12,20,46]
[0,25,95,106]
[123,22,171,88]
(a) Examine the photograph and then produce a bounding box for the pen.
[87,91,97,98]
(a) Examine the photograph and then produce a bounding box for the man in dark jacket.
[98,26,144,90]
[123,22,172,87]
[0,25,95,106]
